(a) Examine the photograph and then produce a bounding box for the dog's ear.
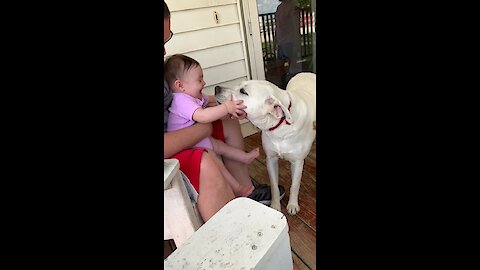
[265,97,293,123]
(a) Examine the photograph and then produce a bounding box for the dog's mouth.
[216,96,226,105]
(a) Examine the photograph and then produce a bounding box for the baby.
[165,54,259,196]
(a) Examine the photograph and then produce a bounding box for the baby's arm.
[206,95,218,107]
[206,95,229,120]
[193,98,246,123]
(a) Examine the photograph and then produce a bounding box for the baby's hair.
[164,54,201,90]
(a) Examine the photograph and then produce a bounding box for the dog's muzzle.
[214,86,227,104]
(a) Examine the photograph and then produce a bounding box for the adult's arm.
[164,122,212,158]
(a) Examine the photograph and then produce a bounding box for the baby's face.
[181,65,205,99]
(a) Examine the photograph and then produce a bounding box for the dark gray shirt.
[164,79,173,133]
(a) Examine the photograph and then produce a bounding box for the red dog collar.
[268,102,292,131]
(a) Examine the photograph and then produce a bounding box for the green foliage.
[297,0,311,8]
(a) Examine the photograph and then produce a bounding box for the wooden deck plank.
[244,132,317,270]
[247,158,317,232]
[279,203,317,270]
[244,133,317,232]
[292,252,311,270]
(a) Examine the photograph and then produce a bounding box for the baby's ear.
[173,79,183,91]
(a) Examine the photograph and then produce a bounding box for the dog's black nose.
[214,86,222,95]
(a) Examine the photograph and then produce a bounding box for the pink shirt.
[167,92,213,149]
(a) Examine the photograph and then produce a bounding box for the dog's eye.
[240,88,248,95]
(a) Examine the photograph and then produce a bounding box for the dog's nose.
[214,86,222,95]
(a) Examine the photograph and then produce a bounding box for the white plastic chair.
[164,197,294,270]
[164,159,203,247]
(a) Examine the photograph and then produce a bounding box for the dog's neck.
[276,89,291,107]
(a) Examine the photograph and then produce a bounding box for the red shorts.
[172,120,225,193]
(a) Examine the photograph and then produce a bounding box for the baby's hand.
[235,110,247,120]
[224,94,246,117]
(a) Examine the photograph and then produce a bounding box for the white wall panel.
[203,60,247,87]
[165,24,243,55]
[168,5,240,33]
[179,43,245,69]
[166,0,237,11]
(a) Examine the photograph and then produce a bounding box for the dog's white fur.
[215,72,316,215]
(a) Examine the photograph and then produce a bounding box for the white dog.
[215,72,316,215]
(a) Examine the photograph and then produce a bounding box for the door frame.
[238,0,265,80]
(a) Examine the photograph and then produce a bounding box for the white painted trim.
[236,1,253,80]
[240,0,266,80]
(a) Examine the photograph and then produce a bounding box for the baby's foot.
[241,147,260,164]
[235,184,255,197]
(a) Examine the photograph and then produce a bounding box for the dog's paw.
[286,203,300,215]
[271,201,281,212]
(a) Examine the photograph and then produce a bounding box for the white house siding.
[165,0,259,137]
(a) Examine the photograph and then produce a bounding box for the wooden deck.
[244,132,316,270]
[164,132,317,269]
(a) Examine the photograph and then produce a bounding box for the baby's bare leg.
[210,137,259,165]
[208,150,254,197]
[220,118,251,189]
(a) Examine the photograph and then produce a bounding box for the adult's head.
[164,2,172,55]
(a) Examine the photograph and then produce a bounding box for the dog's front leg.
[287,159,304,215]
[266,155,281,211]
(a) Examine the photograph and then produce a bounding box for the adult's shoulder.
[164,79,171,96]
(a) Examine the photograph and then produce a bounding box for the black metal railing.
[299,7,315,57]
[258,7,315,61]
